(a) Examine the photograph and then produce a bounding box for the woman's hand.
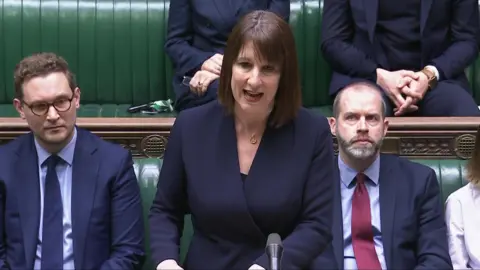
[189,70,219,95]
[201,53,223,75]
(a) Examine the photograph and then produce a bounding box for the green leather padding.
[291,0,333,108]
[1,0,478,116]
[0,0,173,109]
[134,158,192,269]
[0,104,177,118]
[414,159,469,203]
[135,157,468,268]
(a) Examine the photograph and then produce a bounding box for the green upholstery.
[0,0,174,117]
[0,104,178,118]
[291,0,333,108]
[135,157,469,269]
[2,0,476,117]
[414,159,469,202]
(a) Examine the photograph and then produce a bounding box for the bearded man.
[311,81,452,270]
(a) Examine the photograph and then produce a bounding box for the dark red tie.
[351,173,382,270]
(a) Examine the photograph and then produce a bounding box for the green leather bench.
[135,158,469,269]
[1,0,478,118]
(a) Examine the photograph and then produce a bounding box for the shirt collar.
[338,154,380,187]
[34,127,77,166]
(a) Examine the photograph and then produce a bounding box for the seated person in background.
[150,10,335,270]
[0,53,145,269]
[445,130,480,269]
[312,82,452,270]
[321,0,480,117]
[165,0,289,111]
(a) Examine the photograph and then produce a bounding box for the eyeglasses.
[22,94,75,116]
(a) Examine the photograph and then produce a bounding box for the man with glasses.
[0,52,145,269]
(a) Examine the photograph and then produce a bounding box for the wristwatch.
[420,67,438,90]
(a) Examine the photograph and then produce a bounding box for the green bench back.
[0,0,173,117]
[134,157,469,269]
[0,0,479,117]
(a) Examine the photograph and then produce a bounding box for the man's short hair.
[14,52,77,100]
[332,81,387,118]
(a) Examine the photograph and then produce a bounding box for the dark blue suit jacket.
[312,154,453,270]
[0,128,145,270]
[321,0,479,94]
[149,101,335,270]
[165,0,290,110]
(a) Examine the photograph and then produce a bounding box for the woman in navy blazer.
[150,11,335,270]
[165,0,289,111]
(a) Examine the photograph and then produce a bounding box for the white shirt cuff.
[425,65,439,80]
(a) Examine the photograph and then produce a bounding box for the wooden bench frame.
[0,117,478,159]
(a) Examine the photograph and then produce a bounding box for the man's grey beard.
[336,132,383,160]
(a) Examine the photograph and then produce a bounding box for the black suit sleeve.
[164,0,216,76]
[321,0,378,80]
[0,181,8,269]
[268,0,290,22]
[100,151,146,270]
[254,117,335,269]
[429,0,479,80]
[414,169,453,270]
[148,113,187,266]
[310,244,339,270]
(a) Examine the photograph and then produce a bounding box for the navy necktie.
[41,155,63,270]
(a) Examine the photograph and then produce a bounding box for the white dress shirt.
[445,183,480,269]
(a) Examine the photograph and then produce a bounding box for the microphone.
[266,233,283,270]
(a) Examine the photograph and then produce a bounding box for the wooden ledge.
[0,117,478,159]
[0,117,176,131]
[0,117,478,130]
[381,117,480,130]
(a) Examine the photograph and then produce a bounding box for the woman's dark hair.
[217,10,302,127]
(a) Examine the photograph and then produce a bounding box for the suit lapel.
[235,0,267,18]
[363,0,432,39]
[242,119,299,237]
[363,0,379,43]
[420,0,433,35]
[332,158,344,270]
[379,154,396,270]
[211,0,241,32]
[71,128,99,270]
[211,0,267,32]
[16,134,40,269]
[216,114,265,239]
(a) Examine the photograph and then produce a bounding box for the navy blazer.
[0,128,145,270]
[321,0,479,94]
[149,101,335,270]
[165,0,290,109]
[312,154,453,270]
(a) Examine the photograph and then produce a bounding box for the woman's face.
[231,41,281,114]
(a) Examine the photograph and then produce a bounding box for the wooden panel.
[0,117,478,159]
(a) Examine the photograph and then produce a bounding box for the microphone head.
[266,233,283,248]
[266,233,284,269]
